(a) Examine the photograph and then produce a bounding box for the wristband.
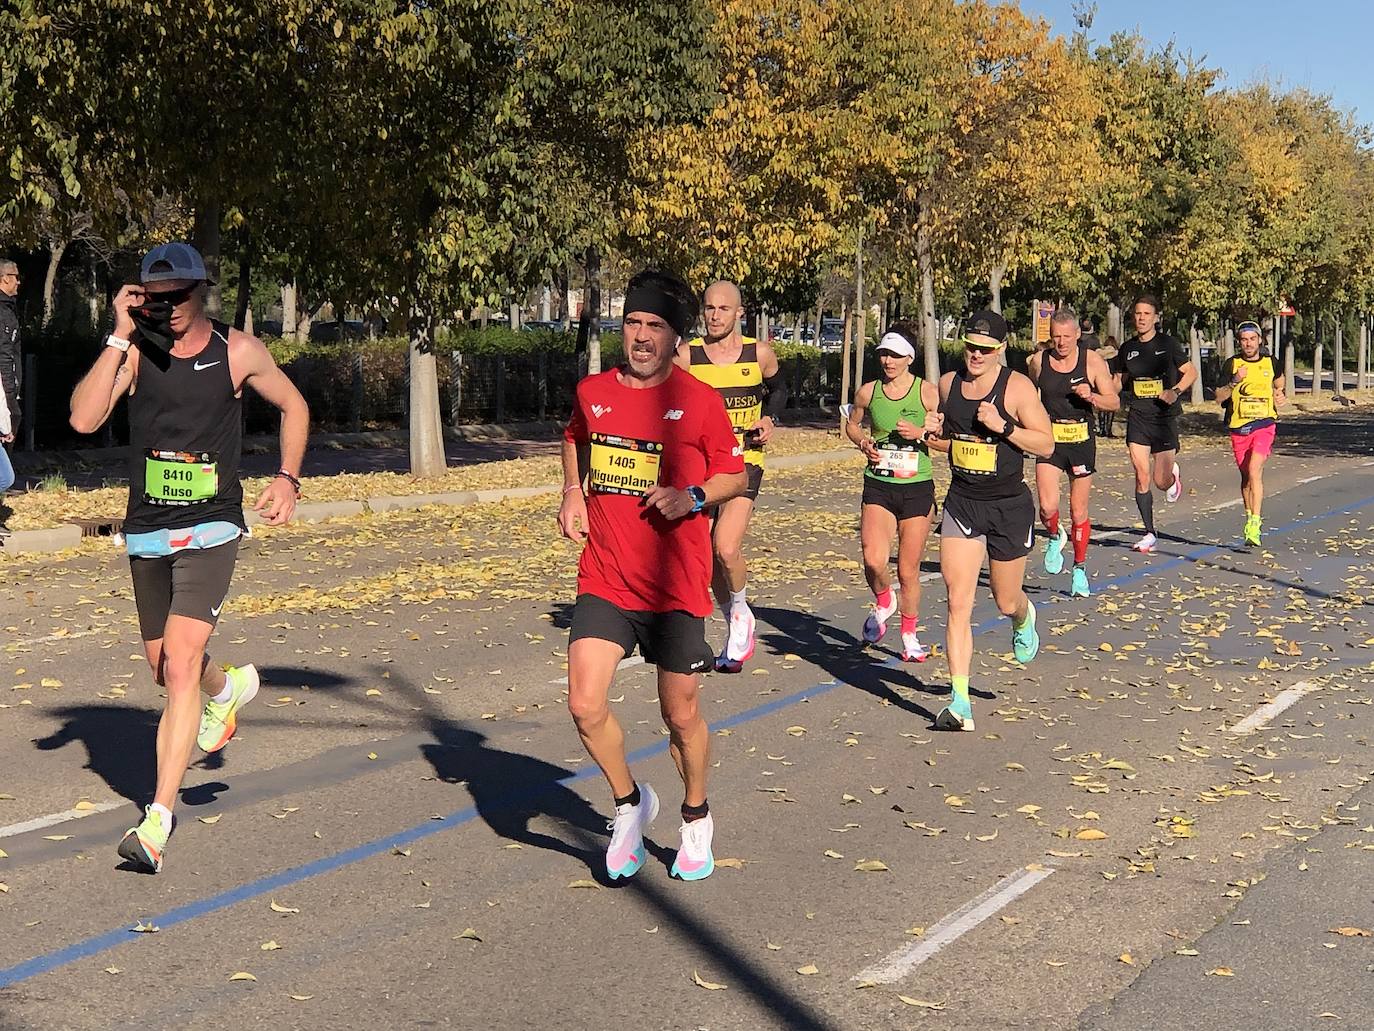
[275,470,301,495]
[562,483,583,496]
[106,334,131,353]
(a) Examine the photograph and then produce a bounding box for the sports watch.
[686,485,706,513]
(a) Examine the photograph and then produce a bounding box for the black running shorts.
[568,593,714,675]
[129,539,240,641]
[1037,438,1096,478]
[861,477,937,522]
[710,463,764,510]
[1125,411,1180,454]
[940,488,1035,562]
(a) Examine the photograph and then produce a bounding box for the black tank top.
[124,321,245,533]
[1038,346,1094,433]
[942,366,1026,500]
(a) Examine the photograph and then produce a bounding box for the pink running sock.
[875,587,893,609]
[900,613,918,634]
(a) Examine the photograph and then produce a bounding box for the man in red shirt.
[559,268,746,882]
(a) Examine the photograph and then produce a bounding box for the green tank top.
[864,376,932,483]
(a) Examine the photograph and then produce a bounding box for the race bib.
[588,432,662,497]
[951,435,997,474]
[144,450,218,506]
[876,444,925,478]
[1052,420,1090,444]
[725,399,764,435]
[1236,394,1271,421]
[1133,378,1163,399]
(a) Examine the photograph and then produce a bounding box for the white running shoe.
[900,630,929,663]
[715,604,756,672]
[606,783,659,880]
[862,589,899,644]
[1132,532,1158,554]
[1166,462,1182,503]
[670,813,715,881]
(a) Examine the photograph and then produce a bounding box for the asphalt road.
[0,409,1371,1030]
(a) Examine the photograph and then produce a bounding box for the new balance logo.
[663,409,685,421]
[590,404,612,418]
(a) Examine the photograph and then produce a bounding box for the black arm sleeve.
[762,370,788,419]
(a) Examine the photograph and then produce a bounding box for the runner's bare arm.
[1086,351,1121,412]
[233,331,309,525]
[994,372,1054,459]
[925,373,953,453]
[752,340,785,444]
[1273,368,1287,407]
[558,437,590,541]
[1026,350,1042,385]
[672,340,692,371]
[845,381,881,461]
[70,284,142,434]
[1163,361,1197,403]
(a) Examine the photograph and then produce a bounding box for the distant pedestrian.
[0,259,20,534]
[1079,316,1101,351]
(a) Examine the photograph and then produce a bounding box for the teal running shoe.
[1070,565,1090,598]
[1043,529,1067,575]
[1012,600,1040,664]
[935,693,975,732]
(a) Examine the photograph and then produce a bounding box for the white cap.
[876,332,916,359]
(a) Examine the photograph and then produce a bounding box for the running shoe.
[714,605,756,673]
[934,694,975,732]
[606,783,659,880]
[1012,600,1039,664]
[671,813,715,881]
[862,588,899,644]
[117,806,171,873]
[1042,528,1067,575]
[900,630,930,663]
[1166,462,1183,503]
[197,664,260,753]
[1243,515,1261,548]
[1070,565,1090,598]
[1132,532,1157,554]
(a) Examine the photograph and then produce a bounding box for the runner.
[843,322,938,661]
[560,268,746,882]
[1214,321,1285,546]
[1026,309,1120,598]
[67,242,309,873]
[926,310,1054,731]
[1114,294,1196,553]
[677,280,786,672]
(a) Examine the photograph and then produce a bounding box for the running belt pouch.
[131,300,175,351]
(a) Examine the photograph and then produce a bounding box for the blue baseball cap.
[140,242,214,285]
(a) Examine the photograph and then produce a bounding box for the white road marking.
[852,865,1055,984]
[1226,680,1320,735]
[1297,475,1325,485]
[1212,497,1244,508]
[551,655,646,685]
[4,627,112,650]
[0,801,125,839]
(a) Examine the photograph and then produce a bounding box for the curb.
[3,524,82,555]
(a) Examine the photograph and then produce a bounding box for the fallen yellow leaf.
[796,964,819,975]
[854,859,889,872]
[692,970,727,991]
[229,972,257,982]
[898,996,947,1011]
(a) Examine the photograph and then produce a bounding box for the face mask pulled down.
[131,299,175,351]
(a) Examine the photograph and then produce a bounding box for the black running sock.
[681,799,710,823]
[1135,491,1155,535]
[614,784,641,809]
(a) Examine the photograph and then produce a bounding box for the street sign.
[1032,301,1053,345]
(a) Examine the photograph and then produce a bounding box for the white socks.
[150,801,173,825]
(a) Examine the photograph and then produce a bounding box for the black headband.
[623,284,691,337]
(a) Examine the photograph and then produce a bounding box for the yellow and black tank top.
[1226,355,1278,432]
[686,337,766,467]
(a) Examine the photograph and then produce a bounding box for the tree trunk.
[988,263,1005,314]
[282,280,298,339]
[295,301,313,344]
[509,300,521,331]
[790,312,801,346]
[41,236,67,328]
[1312,315,1324,399]
[853,228,866,395]
[1222,322,1234,359]
[540,285,552,323]
[1334,318,1346,397]
[192,200,222,318]
[1278,315,1293,394]
[408,301,447,478]
[87,255,100,333]
[577,247,602,376]
[233,241,251,331]
[916,194,940,380]
[838,300,852,431]
[1188,319,1204,404]
[1359,315,1369,391]
[812,298,823,351]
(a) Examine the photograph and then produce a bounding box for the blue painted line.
[2,481,1372,990]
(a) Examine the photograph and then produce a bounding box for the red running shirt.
[565,366,743,616]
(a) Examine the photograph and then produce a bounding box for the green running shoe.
[935,693,975,732]
[1043,529,1067,575]
[197,664,260,753]
[117,806,171,873]
[1243,515,1261,548]
[1070,565,1090,598]
[1012,600,1040,664]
